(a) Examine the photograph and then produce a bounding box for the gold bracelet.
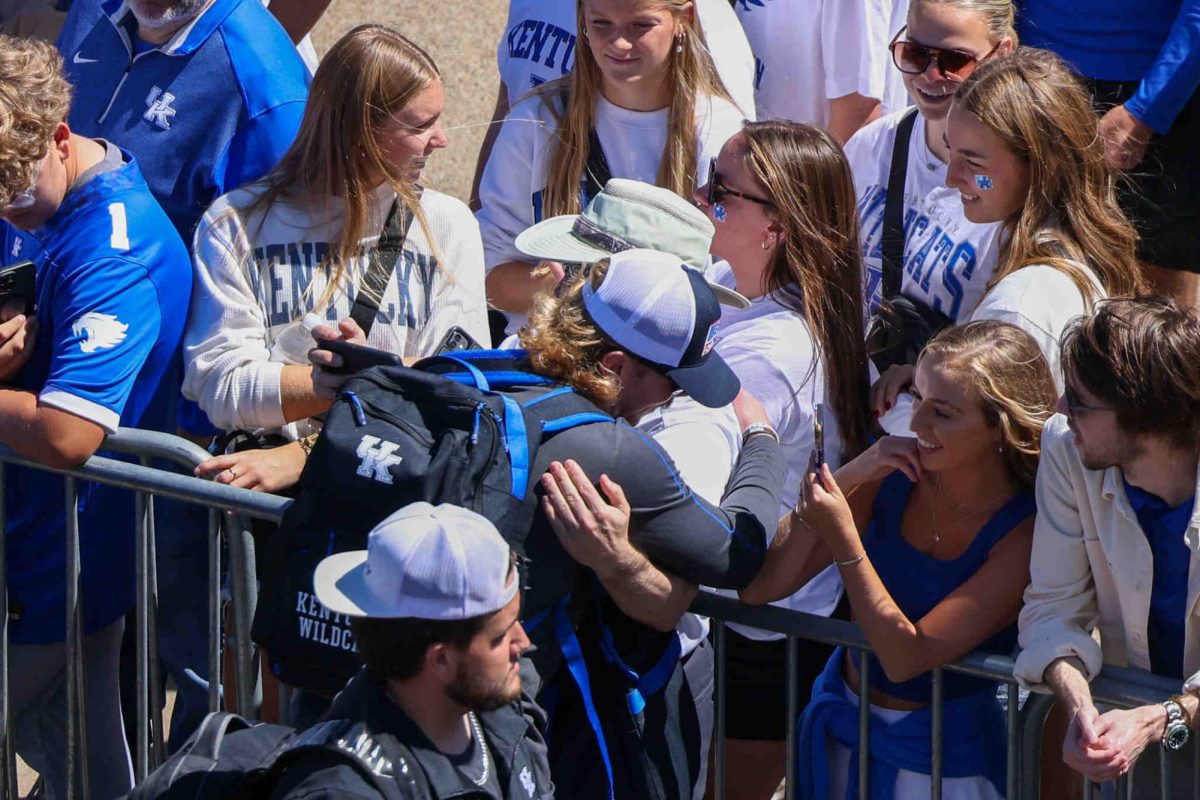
[297,433,320,458]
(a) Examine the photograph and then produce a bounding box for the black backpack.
[124,711,428,800]
[252,349,613,697]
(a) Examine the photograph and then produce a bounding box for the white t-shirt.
[498,0,757,118]
[844,109,1004,322]
[476,91,745,333]
[641,261,844,640]
[969,263,1104,392]
[184,183,490,437]
[735,0,909,127]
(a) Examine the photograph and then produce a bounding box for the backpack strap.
[552,595,618,800]
[267,719,432,800]
[881,109,919,301]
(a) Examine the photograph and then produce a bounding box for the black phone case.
[0,260,36,316]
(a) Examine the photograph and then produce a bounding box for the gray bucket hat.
[514,178,750,309]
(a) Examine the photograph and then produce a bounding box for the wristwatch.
[1161,698,1190,751]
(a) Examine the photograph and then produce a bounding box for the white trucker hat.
[584,248,740,408]
[313,503,517,620]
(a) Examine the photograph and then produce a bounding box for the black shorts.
[716,597,849,742]
[1086,78,1200,273]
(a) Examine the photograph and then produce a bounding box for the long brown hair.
[245,25,443,310]
[922,320,1056,488]
[535,0,731,219]
[736,121,871,461]
[954,48,1146,304]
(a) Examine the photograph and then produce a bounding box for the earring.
[761,238,771,250]
[675,35,684,54]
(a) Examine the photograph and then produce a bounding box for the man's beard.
[446,661,520,712]
[128,0,207,33]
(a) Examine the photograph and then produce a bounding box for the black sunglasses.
[888,26,1001,79]
[706,157,773,207]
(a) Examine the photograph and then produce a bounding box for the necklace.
[466,711,491,787]
[927,476,1014,547]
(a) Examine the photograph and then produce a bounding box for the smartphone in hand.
[813,403,826,472]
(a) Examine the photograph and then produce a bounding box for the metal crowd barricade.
[2,426,1198,799]
[0,429,290,799]
[693,592,1199,800]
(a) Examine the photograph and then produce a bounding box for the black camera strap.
[350,186,424,338]
[881,108,919,300]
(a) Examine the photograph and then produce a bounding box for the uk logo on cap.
[702,323,721,357]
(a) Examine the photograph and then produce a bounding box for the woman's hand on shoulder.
[836,435,924,489]
[870,363,915,418]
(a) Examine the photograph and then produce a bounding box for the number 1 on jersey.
[108,202,130,250]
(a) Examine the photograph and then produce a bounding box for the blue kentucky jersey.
[1,151,191,644]
[57,0,310,239]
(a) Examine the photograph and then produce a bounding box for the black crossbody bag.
[865,110,953,371]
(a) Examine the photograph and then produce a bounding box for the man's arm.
[0,391,105,469]
[540,460,696,632]
[1045,657,1133,783]
[266,0,330,44]
[1102,0,1200,168]
[1014,418,1105,689]
[827,93,882,145]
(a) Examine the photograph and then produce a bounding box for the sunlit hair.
[909,0,1017,42]
[1061,296,1200,446]
[521,260,622,411]
[954,48,1145,305]
[244,25,443,311]
[736,121,870,461]
[532,0,732,219]
[921,320,1057,488]
[0,35,70,207]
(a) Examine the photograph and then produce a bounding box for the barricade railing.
[693,592,1196,800]
[0,429,290,800]
[0,429,1193,799]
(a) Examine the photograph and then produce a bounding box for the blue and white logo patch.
[974,174,993,191]
[72,311,128,353]
[702,323,721,357]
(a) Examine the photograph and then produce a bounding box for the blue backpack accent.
[252,350,612,697]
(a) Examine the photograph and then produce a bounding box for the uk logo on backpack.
[251,350,612,698]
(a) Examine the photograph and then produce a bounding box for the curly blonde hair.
[0,35,71,208]
[520,260,621,411]
[920,320,1056,489]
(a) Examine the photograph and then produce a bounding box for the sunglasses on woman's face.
[706,157,773,208]
[888,26,1001,80]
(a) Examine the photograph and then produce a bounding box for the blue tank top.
[849,471,1035,703]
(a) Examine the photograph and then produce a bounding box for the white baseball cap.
[515,178,750,309]
[313,503,517,620]
[584,248,740,408]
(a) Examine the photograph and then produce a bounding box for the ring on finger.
[227,466,238,478]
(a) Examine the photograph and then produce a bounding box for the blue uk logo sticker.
[713,203,727,223]
[974,174,993,191]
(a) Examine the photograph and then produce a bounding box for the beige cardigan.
[1014,414,1200,691]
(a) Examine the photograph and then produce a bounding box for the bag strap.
[350,187,424,338]
[881,109,919,300]
[583,127,613,206]
[266,718,431,800]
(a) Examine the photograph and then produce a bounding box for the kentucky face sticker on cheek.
[974,174,994,191]
[713,203,727,223]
